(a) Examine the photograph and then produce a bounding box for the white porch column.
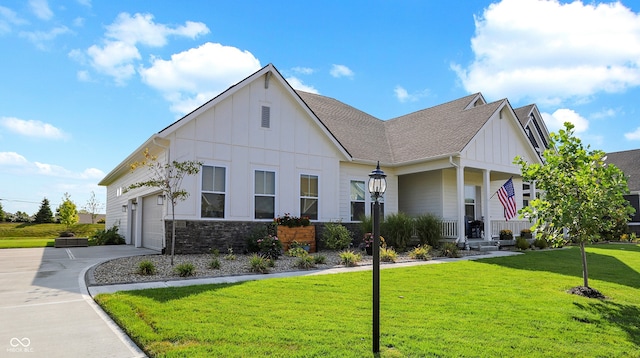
[530,180,536,201]
[483,169,491,240]
[457,164,466,242]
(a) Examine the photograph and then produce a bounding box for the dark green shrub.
[409,245,432,260]
[381,212,413,251]
[338,250,361,267]
[209,258,221,269]
[137,260,156,275]
[313,255,326,264]
[90,225,125,245]
[414,214,442,248]
[248,254,270,273]
[358,215,373,235]
[533,238,548,249]
[380,247,397,262]
[322,223,353,250]
[294,255,316,269]
[174,262,195,277]
[275,213,310,227]
[515,237,531,250]
[246,226,282,260]
[287,247,308,257]
[440,242,460,258]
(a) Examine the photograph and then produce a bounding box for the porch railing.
[440,219,458,239]
[490,220,532,238]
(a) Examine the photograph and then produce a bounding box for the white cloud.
[29,0,53,20]
[0,152,28,165]
[0,117,69,140]
[291,67,315,75]
[285,76,319,94]
[394,85,430,103]
[625,127,640,140]
[0,152,104,179]
[140,42,262,114]
[330,64,354,78]
[453,0,640,105]
[79,12,209,84]
[76,0,91,7]
[541,108,589,134]
[590,108,617,120]
[19,25,70,50]
[0,6,28,34]
[76,70,90,82]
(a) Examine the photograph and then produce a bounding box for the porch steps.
[467,240,511,252]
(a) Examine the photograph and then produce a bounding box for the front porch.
[440,218,531,240]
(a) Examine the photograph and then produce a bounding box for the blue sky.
[1,0,640,215]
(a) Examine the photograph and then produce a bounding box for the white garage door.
[141,195,164,251]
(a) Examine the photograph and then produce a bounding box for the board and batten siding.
[155,73,345,222]
[398,170,443,217]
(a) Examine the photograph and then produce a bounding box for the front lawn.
[95,244,640,357]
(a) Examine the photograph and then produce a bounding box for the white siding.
[398,171,443,217]
[338,162,398,222]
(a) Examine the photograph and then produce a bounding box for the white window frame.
[200,164,227,219]
[350,179,366,221]
[299,173,319,220]
[254,169,276,220]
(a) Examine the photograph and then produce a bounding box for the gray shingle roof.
[606,149,640,192]
[297,91,504,164]
[514,104,535,126]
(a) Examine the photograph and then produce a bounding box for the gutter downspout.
[450,156,466,246]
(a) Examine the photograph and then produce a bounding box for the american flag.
[497,177,517,221]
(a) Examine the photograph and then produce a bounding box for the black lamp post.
[368,161,386,353]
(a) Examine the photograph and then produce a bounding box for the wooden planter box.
[55,238,88,248]
[277,225,316,253]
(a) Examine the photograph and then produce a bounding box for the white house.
[99,63,549,252]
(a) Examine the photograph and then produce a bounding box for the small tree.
[0,202,5,222]
[34,198,54,223]
[14,211,31,222]
[83,191,104,224]
[57,193,79,231]
[516,122,634,293]
[127,148,202,265]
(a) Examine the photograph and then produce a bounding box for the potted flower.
[363,233,386,255]
[499,229,513,240]
[520,228,532,239]
[274,214,315,252]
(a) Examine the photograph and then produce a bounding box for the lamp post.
[368,161,386,353]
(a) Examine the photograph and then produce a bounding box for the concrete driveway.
[0,245,157,358]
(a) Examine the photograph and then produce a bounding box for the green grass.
[0,223,104,248]
[95,244,640,357]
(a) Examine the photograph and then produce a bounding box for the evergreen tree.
[57,193,79,230]
[34,198,54,223]
[0,202,5,222]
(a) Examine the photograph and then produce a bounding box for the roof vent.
[261,106,270,128]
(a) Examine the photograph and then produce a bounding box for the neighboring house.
[78,213,106,224]
[605,149,640,235]
[99,63,549,252]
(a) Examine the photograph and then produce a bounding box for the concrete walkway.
[88,250,521,295]
[0,245,157,358]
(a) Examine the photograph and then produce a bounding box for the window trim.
[299,173,319,221]
[350,179,366,222]
[253,168,277,220]
[200,164,228,220]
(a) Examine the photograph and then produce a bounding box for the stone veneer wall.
[164,220,365,255]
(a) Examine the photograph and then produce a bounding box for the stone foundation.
[164,220,364,255]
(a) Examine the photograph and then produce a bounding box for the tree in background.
[13,211,31,222]
[516,122,634,295]
[34,198,54,223]
[57,193,79,231]
[83,191,104,224]
[127,148,202,265]
[0,202,5,222]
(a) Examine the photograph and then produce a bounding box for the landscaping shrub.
[380,247,397,262]
[313,254,326,264]
[358,215,374,236]
[224,247,236,260]
[516,237,531,250]
[338,250,361,267]
[533,238,548,249]
[414,214,442,248]
[209,258,221,269]
[294,255,316,269]
[409,245,432,260]
[174,262,195,277]
[440,242,460,258]
[246,226,282,260]
[248,254,270,273]
[137,260,156,275]
[322,223,353,250]
[381,212,413,251]
[90,225,125,245]
[287,247,308,258]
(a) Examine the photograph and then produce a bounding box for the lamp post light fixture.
[368,161,386,353]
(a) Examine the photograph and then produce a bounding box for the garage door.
[141,195,164,251]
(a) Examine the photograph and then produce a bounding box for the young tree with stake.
[516,122,634,294]
[127,148,202,265]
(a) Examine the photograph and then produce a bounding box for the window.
[464,185,476,219]
[201,166,226,218]
[261,106,270,128]
[300,174,318,220]
[255,170,275,219]
[350,180,365,221]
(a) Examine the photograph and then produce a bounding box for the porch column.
[483,169,491,240]
[530,180,536,200]
[456,164,466,242]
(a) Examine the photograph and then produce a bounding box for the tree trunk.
[580,241,589,287]
[170,202,176,266]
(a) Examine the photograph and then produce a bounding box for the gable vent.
[261,106,270,128]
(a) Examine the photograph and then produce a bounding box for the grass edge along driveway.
[96,244,640,357]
